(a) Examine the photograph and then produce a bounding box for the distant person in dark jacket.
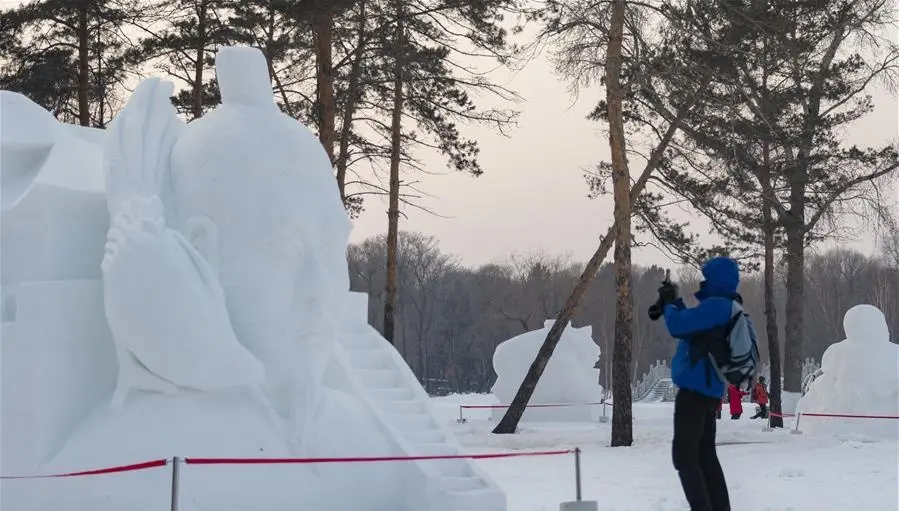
[650,256,755,511]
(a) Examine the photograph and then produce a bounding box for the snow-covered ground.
[433,393,899,511]
[3,392,895,510]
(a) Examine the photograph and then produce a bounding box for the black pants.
[673,389,731,511]
[752,404,768,419]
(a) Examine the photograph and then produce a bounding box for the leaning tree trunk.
[761,151,784,428]
[490,107,686,435]
[382,1,404,345]
[77,5,91,126]
[606,0,633,447]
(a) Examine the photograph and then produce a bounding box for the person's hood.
[694,256,740,300]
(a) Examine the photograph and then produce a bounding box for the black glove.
[648,281,679,321]
[647,299,664,321]
[658,281,679,305]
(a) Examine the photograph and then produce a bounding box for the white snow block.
[560,500,599,511]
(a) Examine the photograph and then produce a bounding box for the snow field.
[433,394,899,511]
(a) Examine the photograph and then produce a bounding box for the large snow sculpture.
[491,320,604,422]
[798,304,899,439]
[1,46,506,511]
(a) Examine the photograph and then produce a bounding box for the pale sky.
[348,43,899,270]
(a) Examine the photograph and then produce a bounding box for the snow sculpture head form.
[169,47,352,393]
[842,304,890,344]
[491,320,603,422]
[799,304,899,439]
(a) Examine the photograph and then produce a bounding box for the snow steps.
[640,377,674,402]
[335,326,507,511]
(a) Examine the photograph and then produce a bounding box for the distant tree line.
[349,231,899,395]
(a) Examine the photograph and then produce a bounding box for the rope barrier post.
[575,447,582,501]
[170,457,181,511]
[599,402,609,423]
[457,406,466,424]
[559,447,597,511]
[790,412,803,435]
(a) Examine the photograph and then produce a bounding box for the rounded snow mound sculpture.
[491,320,604,422]
[798,304,899,440]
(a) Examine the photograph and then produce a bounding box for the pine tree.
[0,0,146,127]
[370,0,522,345]
[491,0,711,436]
[128,0,231,119]
[636,0,899,394]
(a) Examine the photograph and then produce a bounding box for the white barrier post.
[599,402,609,423]
[790,412,803,435]
[559,447,598,511]
[170,457,181,511]
[457,406,466,424]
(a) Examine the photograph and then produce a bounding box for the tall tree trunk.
[77,4,90,127]
[383,3,404,345]
[191,0,208,120]
[95,20,104,128]
[761,146,784,428]
[491,108,686,435]
[336,1,367,205]
[782,176,806,394]
[313,11,336,163]
[607,0,633,448]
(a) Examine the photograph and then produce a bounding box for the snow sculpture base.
[491,321,603,422]
[1,280,116,474]
[798,304,899,440]
[560,500,599,511]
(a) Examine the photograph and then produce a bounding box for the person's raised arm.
[662,298,731,340]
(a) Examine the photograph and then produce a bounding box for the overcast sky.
[348,39,899,270]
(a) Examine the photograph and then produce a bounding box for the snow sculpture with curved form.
[1,46,507,511]
[101,78,268,409]
[491,320,604,422]
[798,304,899,439]
[0,91,60,211]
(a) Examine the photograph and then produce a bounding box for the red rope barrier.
[0,459,168,480]
[461,401,608,410]
[769,412,796,418]
[184,449,574,466]
[800,412,899,420]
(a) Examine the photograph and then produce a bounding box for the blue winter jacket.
[663,257,742,399]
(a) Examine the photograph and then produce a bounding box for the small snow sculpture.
[798,304,899,439]
[491,320,604,422]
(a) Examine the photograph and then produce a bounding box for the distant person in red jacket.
[727,384,747,420]
[751,376,769,419]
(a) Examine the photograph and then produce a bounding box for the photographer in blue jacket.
[648,256,758,511]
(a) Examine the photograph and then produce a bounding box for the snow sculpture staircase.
[640,377,675,402]
[333,294,506,511]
